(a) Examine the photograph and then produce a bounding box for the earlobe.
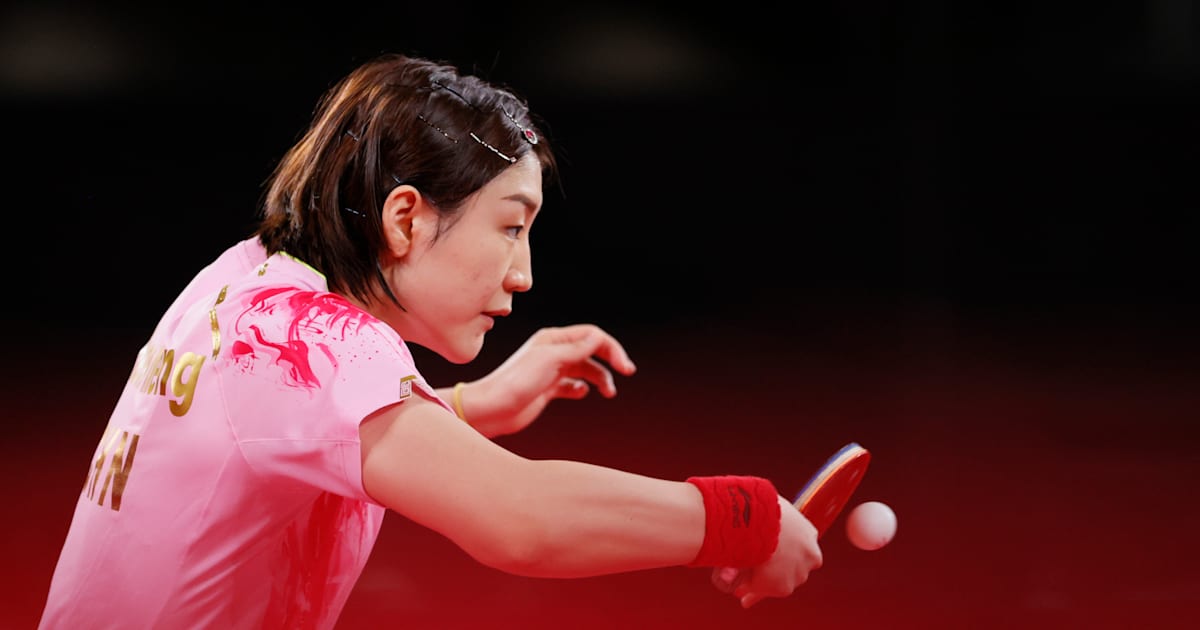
[381,185,421,259]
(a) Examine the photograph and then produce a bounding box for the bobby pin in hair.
[428,80,530,160]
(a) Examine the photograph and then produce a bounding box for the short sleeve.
[214,287,449,502]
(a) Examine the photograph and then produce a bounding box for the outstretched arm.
[359,392,821,603]
[361,392,699,575]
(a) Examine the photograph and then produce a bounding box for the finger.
[561,325,636,375]
[718,567,739,585]
[740,593,764,609]
[561,358,616,397]
[711,567,739,594]
[555,378,590,400]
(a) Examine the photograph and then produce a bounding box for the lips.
[481,308,510,331]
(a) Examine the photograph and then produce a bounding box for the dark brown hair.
[255,53,557,303]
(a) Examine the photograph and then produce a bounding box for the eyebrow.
[504,193,541,214]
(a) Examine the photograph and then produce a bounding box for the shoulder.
[233,285,395,349]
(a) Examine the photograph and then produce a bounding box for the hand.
[458,324,636,437]
[711,496,823,608]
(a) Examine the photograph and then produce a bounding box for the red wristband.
[685,475,782,568]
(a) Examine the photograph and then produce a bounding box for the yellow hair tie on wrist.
[452,382,468,422]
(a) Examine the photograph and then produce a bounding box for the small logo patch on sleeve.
[399,375,416,400]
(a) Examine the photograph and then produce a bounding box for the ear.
[380,185,424,260]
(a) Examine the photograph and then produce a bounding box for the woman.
[39,53,822,629]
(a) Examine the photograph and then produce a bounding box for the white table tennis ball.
[846,501,897,551]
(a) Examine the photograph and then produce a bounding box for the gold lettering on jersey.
[210,284,228,358]
[129,344,206,417]
[85,424,141,511]
[130,346,171,396]
[169,352,204,416]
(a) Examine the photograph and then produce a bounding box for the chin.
[441,339,485,365]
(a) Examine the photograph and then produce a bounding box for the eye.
[505,225,525,239]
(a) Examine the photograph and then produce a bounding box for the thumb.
[740,593,764,609]
[556,378,589,400]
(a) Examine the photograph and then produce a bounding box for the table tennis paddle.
[793,441,871,537]
[718,442,870,583]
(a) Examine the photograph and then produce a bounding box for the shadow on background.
[2,2,1197,628]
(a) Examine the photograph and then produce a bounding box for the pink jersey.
[40,238,452,629]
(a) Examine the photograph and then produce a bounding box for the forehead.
[474,153,543,211]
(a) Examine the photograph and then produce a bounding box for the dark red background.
[8,304,1198,628]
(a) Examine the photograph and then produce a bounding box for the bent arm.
[360,392,705,577]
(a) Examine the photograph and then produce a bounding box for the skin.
[373,154,544,366]
[348,154,822,606]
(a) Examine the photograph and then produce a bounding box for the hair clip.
[430,80,473,107]
[469,132,516,163]
[417,115,457,142]
[427,80,525,162]
[502,109,538,145]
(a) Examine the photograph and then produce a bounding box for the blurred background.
[2,1,1197,628]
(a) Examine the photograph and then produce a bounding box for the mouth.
[481,309,510,330]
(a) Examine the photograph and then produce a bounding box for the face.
[382,153,543,363]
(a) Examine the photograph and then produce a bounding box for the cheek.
[427,245,508,306]
[457,242,511,284]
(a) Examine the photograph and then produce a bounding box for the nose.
[505,247,533,293]
[506,268,531,293]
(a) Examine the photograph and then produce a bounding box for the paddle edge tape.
[792,442,871,508]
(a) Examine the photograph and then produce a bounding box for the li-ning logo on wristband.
[399,375,416,400]
[727,487,753,528]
